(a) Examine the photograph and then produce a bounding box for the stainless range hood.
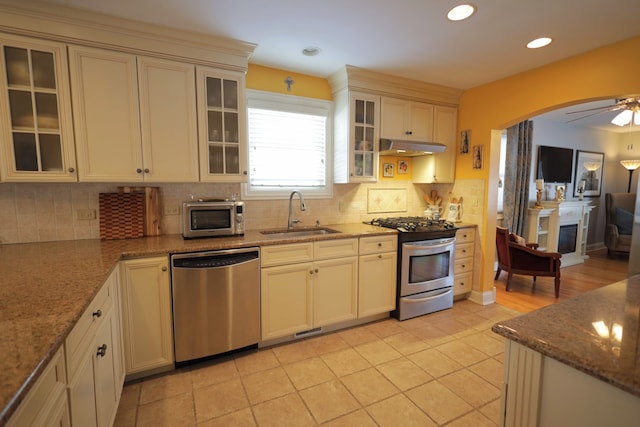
[379,138,446,156]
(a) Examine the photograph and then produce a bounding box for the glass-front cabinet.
[197,67,247,182]
[353,96,377,180]
[0,35,76,181]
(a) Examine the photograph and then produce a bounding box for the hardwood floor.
[495,248,630,313]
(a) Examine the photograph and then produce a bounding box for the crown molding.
[0,0,256,72]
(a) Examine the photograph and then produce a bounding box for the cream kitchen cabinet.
[358,235,397,317]
[0,34,77,182]
[333,91,380,183]
[412,105,458,183]
[69,46,199,182]
[453,227,475,296]
[260,238,359,341]
[119,256,174,378]
[380,97,433,142]
[7,347,69,427]
[197,67,247,182]
[65,268,123,427]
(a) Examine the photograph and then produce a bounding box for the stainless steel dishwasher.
[171,247,260,363]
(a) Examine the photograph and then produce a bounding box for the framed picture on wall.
[574,150,604,197]
[383,163,394,177]
[397,160,408,174]
[472,145,483,169]
[460,129,470,154]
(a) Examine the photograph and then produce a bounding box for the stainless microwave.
[182,200,245,239]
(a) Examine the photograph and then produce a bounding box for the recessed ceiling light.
[447,4,476,21]
[302,46,321,56]
[527,37,553,49]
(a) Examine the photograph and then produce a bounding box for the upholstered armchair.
[495,227,562,297]
[605,193,636,256]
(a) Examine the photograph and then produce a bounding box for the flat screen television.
[536,145,573,183]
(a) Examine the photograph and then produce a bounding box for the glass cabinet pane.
[39,134,63,171]
[365,100,374,125]
[207,111,223,141]
[208,145,223,173]
[4,47,29,86]
[8,90,34,127]
[224,112,238,142]
[206,77,222,108]
[355,99,364,124]
[355,153,363,177]
[35,92,59,129]
[363,153,373,176]
[222,79,237,109]
[365,127,374,149]
[13,132,38,171]
[225,145,239,174]
[31,50,56,89]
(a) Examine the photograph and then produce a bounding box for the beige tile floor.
[114,300,519,426]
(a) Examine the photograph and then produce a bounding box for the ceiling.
[29,0,640,132]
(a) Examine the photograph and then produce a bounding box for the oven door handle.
[402,238,455,251]
[402,288,452,303]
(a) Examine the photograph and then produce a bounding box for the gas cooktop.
[364,216,457,233]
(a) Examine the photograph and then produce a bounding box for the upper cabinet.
[0,34,77,182]
[412,105,458,183]
[70,46,199,182]
[380,97,434,142]
[334,91,380,183]
[197,67,247,182]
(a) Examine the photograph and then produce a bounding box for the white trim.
[468,287,496,305]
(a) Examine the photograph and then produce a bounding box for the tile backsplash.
[0,179,483,244]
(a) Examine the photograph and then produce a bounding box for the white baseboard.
[587,241,605,252]
[469,286,496,305]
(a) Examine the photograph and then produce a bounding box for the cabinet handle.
[378,254,382,259]
[378,242,382,247]
[309,270,314,275]
[144,168,150,173]
[136,168,143,173]
[161,266,167,272]
[68,167,75,173]
[459,282,465,286]
[462,264,465,268]
[97,344,108,357]
[405,131,412,135]
[462,249,467,254]
[243,171,248,175]
[92,309,102,318]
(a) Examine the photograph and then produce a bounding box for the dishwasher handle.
[171,247,259,269]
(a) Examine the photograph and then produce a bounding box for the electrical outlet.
[163,205,180,216]
[76,209,96,220]
[472,198,479,207]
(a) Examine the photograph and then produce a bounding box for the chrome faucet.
[288,191,306,229]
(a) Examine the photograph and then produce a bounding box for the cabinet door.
[380,97,407,140]
[119,257,174,375]
[409,102,434,142]
[0,34,76,181]
[69,46,143,182]
[197,67,247,182]
[358,252,397,317]
[94,308,118,427]
[431,105,456,182]
[261,262,313,340]
[138,57,199,182]
[351,92,379,182]
[314,256,358,326]
[68,350,98,427]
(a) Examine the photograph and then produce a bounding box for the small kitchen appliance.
[182,198,245,238]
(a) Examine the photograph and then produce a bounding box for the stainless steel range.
[365,217,457,320]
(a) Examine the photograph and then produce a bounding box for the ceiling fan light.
[611,109,633,126]
[527,37,552,49]
[447,4,476,21]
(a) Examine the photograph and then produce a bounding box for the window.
[241,90,333,199]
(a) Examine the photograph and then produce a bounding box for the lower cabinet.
[119,256,174,377]
[7,347,69,427]
[454,227,475,296]
[65,268,123,427]
[260,239,359,341]
[358,235,397,317]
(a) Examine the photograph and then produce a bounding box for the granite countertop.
[0,223,396,425]
[492,275,640,398]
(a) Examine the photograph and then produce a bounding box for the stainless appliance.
[171,247,260,362]
[182,199,245,239]
[365,217,457,320]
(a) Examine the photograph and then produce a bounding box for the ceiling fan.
[565,98,640,126]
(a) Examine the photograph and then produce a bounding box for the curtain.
[503,121,533,236]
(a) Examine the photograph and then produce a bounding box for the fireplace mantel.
[528,200,594,267]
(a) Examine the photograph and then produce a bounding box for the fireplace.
[558,224,578,254]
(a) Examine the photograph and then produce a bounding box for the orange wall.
[246,64,332,100]
[456,35,640,294]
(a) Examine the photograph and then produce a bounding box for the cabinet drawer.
[261,242,313,267]
[66,276,114,379]
[455,228,475,244]
[454,272,473,295]
[454,258,473,275]
[455,242,474,261]
[359,235,398,255]
[314,238,358,260]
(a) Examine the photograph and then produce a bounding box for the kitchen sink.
[260,227,341,238]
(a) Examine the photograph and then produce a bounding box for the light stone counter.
[0,223,396,425]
